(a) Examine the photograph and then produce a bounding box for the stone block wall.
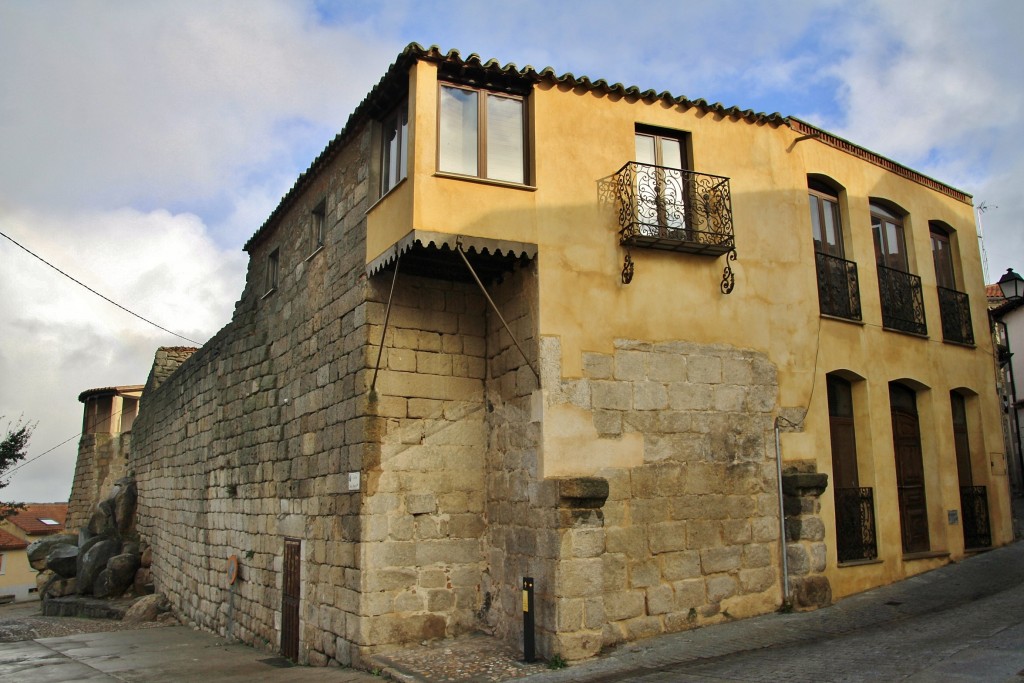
[133,123,376,666]
[358,271,490,650]
[782,468,832,609]
[540,338,782,659]
[480,262,544,648]
[67,433,131,530]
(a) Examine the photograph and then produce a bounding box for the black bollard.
[523,576,536,662]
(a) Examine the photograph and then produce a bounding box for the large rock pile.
[29,477,154,601]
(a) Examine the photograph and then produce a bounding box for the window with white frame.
[380,102,408,195]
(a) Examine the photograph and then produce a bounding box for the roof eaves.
[241,44,798,252]
[787,118,972,205]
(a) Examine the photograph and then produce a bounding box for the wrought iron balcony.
[877,265,927,336]
[835,487,878,563]
[960,485,991,550]
[937,286,974,345]
[613,162,734,256]
[815,252,862,321]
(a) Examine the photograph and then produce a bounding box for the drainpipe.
[774,418,791,606]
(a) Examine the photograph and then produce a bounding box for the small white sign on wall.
[347,471,361,491]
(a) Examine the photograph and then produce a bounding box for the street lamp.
[998,268,1024,301]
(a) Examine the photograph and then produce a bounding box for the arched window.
[809,178,844,258]
[871,202,908,272]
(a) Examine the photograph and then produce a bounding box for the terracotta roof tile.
[0,528,27,550]
[243,43,974,252]
[6,503,68,536]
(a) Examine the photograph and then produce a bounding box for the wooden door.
[891,385,929,553]
[281,538,300,661]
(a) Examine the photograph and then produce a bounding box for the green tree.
[1,416,34,520]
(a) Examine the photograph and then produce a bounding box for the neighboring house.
[66,385,145,529]
[990,272,1024,499]
[130,45,1011,668]
[0,528,29,603]
[0,503,68,602]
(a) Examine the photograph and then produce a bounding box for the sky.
[1,0,1021,503]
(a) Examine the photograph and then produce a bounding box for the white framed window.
[380,102,409,195]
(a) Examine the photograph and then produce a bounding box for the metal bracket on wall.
[720,249,737,294]
[621,249,634,285]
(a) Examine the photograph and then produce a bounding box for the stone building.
[130,45,1012,667]
[66,385,144,529]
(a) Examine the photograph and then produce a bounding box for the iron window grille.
[960,485,991,550]
[613,161,734,256]
[937,286,974,345]
[815,252,862,321]
[877,264,927,336]
[834,486,878,563]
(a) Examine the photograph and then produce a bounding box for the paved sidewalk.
[374,540,1024,682]
[0,625,377,682]
[4,542,1022,682]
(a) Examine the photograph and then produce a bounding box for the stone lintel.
[556,477,609,509]
[781,472,828,498]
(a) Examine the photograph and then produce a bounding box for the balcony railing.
[877,265,927,336]
[613,162,734,256]
[960,485,991,550]
[815,252,862,321]
[835,487,878,563]
[938,286,974,345]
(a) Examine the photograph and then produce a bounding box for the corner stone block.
[555,558,604,598]
[785,544,810,576]
[604,589,645,621]
[792,575,832,609]
[554,630,603,662]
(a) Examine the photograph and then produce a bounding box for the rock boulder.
[45,544,79,578]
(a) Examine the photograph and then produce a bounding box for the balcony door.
[828,374,877,562]
[872,202,926,335]
[634,130,687,238]
[952,392,991,548]
[890,383,930,554]
[810,180,861,320]
[930,228,956,289]
[872,204,908,271]
[809,181,845,259]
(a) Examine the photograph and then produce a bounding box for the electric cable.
[0,229,201,345]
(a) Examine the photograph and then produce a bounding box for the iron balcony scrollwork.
[613,161,736,289]
[834,487,878,563]
[960,485,991,550]
[937,286,974,345]
[877,265,927,336]
[814,252,862,321]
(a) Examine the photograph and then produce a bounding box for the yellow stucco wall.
[365,59,1009,600]
[0,548,36,601]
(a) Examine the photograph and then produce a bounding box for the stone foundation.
[782,466,832,609]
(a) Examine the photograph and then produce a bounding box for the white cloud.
[1,0,1022,505]
[0,206,246,502]
[0,0,399,211]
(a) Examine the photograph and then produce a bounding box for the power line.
[0,229,201,345]
[4,407,124,479]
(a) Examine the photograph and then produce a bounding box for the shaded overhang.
[366,230,537,284]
